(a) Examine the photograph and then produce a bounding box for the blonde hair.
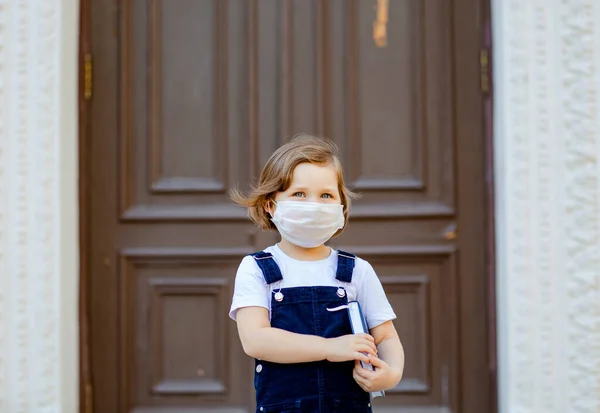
[231,134,356,236]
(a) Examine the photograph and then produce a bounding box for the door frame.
[78,0,92,411]
[481,0,498,411]
[77,1,497,412]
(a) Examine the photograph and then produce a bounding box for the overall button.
[259,407,263,411]
[256,364,263,373]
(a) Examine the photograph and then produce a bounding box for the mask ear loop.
[267,199,278,217]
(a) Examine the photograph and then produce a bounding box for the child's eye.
[292,192,305,197]
[321,193,333,199]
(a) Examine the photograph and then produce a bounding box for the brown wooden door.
[85,1,492,413]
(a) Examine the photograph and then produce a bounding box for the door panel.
[120,250,247,411]
[120,0,252,221]
[87,1,491,413]
[326,3,459,410]
[334,0,454,213]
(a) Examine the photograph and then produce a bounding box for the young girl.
[229,135,404,413]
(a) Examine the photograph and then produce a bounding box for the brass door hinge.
[84,53,93,100]
[480,48,490,93]
[85,381,94,413]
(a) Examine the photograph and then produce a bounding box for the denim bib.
[250,250,372,413]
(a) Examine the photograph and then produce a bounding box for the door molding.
[78,0,92,411]
[481,0,498,411]
[480,0,499,413]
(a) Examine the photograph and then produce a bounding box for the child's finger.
[354,364,376,380]
[355,352,370,364]
[355,337,377,354]
[357,333,375,343]
[352,369,371,391]
[367,354,385,367]
[356,343,376,356]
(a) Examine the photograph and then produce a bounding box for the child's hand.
[352,354,402,392]
[324,334,377,363]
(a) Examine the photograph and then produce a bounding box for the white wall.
[0,1,79,412]
[493,1,600,412]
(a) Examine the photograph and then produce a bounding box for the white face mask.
[270,201,345,248]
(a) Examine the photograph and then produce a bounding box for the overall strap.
[335,250,356,283]
[250,251,284,285]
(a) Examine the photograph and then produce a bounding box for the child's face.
[275,162,342,205]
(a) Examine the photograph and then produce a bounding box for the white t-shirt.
[229,244,396,330]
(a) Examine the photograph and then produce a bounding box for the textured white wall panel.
[0,1,79,413]
[493,1,600,412]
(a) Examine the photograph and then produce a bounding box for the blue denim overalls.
[250,250,373,413]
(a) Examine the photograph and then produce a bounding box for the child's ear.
[263,199,273,216]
